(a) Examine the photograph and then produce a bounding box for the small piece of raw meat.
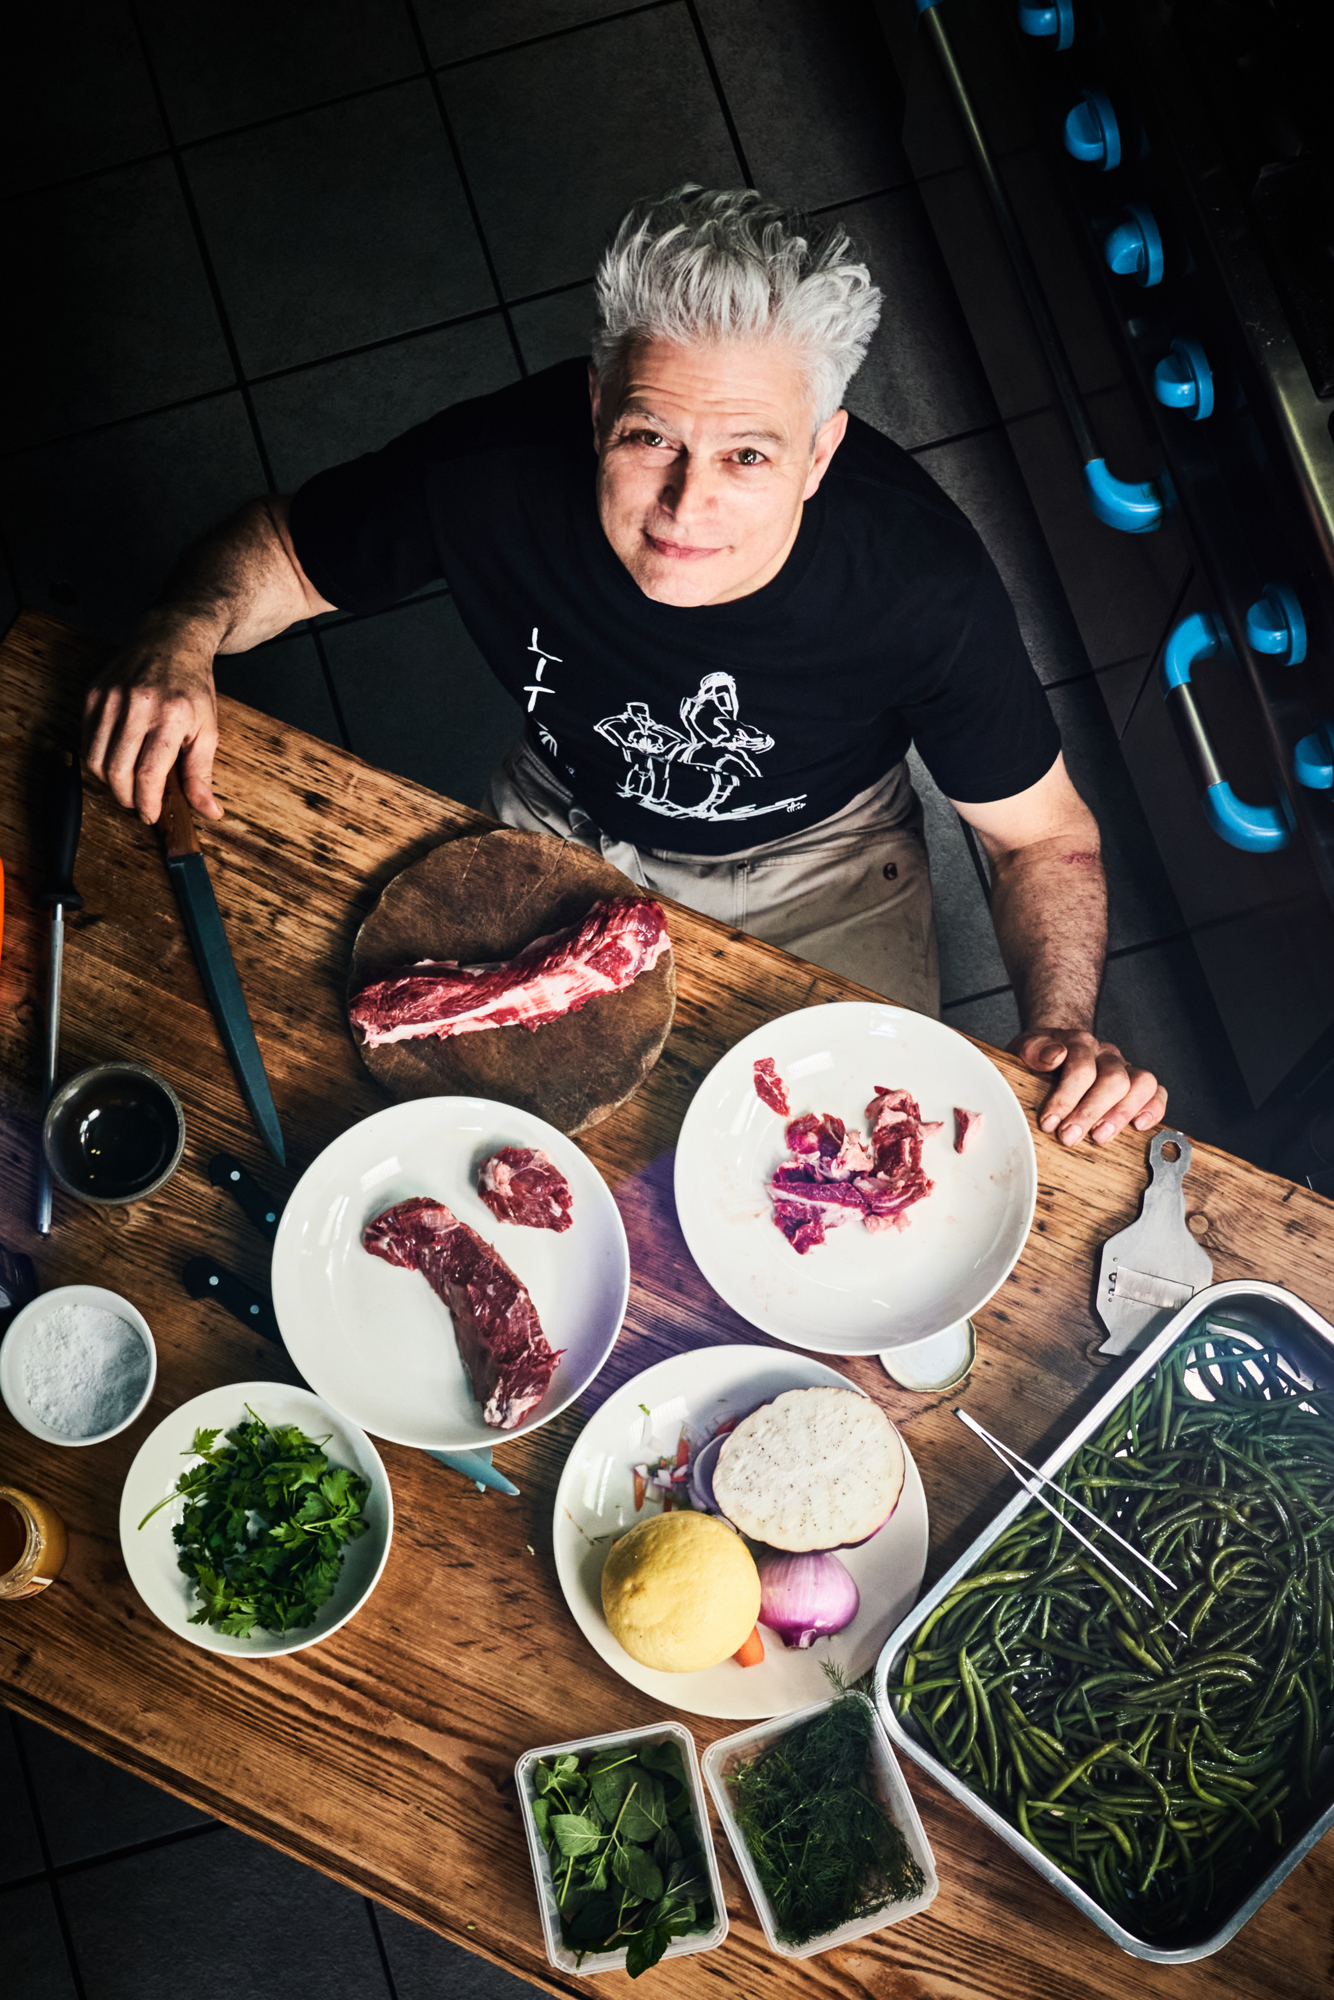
[363,1197,562,1428]
[350,895,669,1048]
[954,1107,983,1153]
[785,1111,846,1160]
[753,1057,790,1117]
[478,1146,573,1233]
[770,1198,827,1254]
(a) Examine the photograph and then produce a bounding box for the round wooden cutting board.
[347,830,676,1133]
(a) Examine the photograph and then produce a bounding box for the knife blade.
[36,747,84,1233]
[159,769,285,1166]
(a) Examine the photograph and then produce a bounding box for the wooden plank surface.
[2,609,1332,2000]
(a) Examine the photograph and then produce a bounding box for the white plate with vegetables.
[119,1382,392,1658]
[674,1003,1036,1353]
[552,1346,928,1720]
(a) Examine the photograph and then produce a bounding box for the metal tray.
[873,1281,1334,1963]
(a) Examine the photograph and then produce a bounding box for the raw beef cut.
[753,1057,790,1117]
[954,1107,983,1153]
[350,896,669,1048]
[363,1197,562,1428]
[765,1084,943,1250]
[478,1146,573,1233]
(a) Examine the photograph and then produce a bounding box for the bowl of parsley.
[118,1382,392,1658]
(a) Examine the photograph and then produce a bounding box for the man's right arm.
[82,493,337,825]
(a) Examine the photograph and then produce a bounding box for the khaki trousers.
[484,738,941,1018]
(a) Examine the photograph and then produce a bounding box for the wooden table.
[2,609,1332,2000]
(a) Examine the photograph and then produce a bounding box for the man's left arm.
[949,755,1167,1147]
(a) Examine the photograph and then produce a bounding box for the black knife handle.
[208,1154,283,1242]
[183,1255,282,1344]
[38,746,84,911]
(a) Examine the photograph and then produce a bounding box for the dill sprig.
[728,1667,925,1946]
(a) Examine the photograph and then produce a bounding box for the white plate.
[270,1098,629,1449]
[674,1003,1036,1354]
[118,1382,392,1659]
[552,1346,928,1720]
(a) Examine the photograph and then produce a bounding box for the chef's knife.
[35,747,84,1234]
[159,768,285,1166]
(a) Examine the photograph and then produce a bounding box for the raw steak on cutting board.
[478,1147,573,1233]
[349,896,668,1047]
[347,830,676,1134]
[364,1196,562,1429]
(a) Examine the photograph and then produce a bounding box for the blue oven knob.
[1103,204,1164,286]
[1295,726,1334,791]
[1063,90,1121,170]
[1246,584,1307,664]
[1018,1,1074,49]
[1153,337,1214,419]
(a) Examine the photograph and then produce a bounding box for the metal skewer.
[955,1409,1189,1640]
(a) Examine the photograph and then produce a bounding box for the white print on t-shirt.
[523,628,560,711]
[594,672,807,822]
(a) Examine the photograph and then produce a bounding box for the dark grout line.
[434,0,675,73]
[8,1716,90,2000]
[2,144,174,206]
[1116,564,1196,743]
[0,385,240,466]
[682,0,752,186]
[942,980,1011,1009]
[1105,929,1190,961]
[401,0,529,380]
[313,584,453,631]
[366,1900,402,1999]
[906,403,1053,459]
[310,625,355,752]
[807,179,917,217]
[124,0,279,496]
[0,1818,226,1888]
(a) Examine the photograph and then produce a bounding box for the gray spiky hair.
[591,186,882,429]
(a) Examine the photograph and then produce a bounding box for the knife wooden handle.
[158,765,200,859]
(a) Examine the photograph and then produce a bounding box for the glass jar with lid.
[0,1485,68,1599]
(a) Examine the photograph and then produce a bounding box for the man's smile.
[642,530,724,561]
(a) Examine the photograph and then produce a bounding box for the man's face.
[591,338,848,607]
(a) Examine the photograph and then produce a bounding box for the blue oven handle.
[1159,613,1290,852]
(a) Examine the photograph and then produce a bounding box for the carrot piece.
[662,1492,673,1512]
[633,1471,645,1512]
[675,1433,690,1470]
[733,1626,765,1668]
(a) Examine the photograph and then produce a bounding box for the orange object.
[633,1470,645,1512]
[0,1485,68,1599]
[733,1626,765,1668]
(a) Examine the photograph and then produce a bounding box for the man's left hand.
[1010,1029,1167,1147]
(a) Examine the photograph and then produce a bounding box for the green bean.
[893,1329,1334,1939]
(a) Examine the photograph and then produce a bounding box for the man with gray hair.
[83,186,1165,1150]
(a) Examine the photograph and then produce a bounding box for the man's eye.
[735,448,766,466]
[632,430,667,448]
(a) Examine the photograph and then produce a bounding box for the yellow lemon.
[600,1510,761,1673]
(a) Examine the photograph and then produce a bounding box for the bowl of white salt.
[0,1286,156,1447]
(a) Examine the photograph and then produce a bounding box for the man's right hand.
[82,616,224,825]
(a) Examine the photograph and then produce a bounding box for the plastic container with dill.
[702,1681,938,1959]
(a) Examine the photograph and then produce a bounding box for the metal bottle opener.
[1094,1129,1213,1355]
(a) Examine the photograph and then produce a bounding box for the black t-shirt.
[290,358,1059,856]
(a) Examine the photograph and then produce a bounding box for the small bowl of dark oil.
[43,1063,186,1207]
